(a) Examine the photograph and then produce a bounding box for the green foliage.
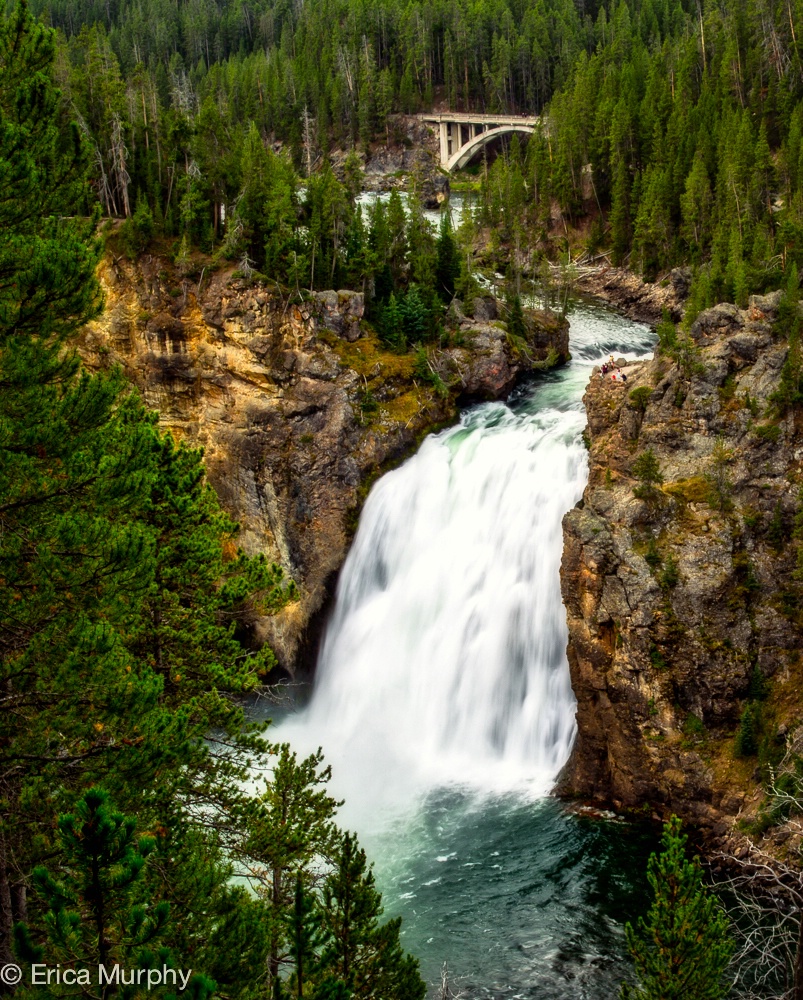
[629,387,652,412]
[119,195,156,258]
[648,643,667,672]
[435,213,461,301]
[621,817,732,1000]
[15,789,171,975]
[644,536,662,570]
[413,345,448,396]
[632,448,664,501]
[0,11,421,1000]
[735,704,761,758]
[682,714,705,739]
[658,556,679,590]
[705,437,734,512]
[656,313,678,357]
[747,665,770,702]
[506,293,526,341]
[319,833,426,1000]
[21,0,803,310]
[768,502,787,552]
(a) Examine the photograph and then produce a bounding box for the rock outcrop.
[573,266,689,323]
[81,253,567,675]
[363,116,449,207]
[558,292,803,841]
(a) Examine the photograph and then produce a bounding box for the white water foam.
[280,401,591,826]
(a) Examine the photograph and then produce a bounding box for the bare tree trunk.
[0,832,15,970]
[111,114,131,218]
[302,106,315,178]
[794,910,803,1000]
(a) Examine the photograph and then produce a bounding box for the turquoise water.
[373,794,656,998]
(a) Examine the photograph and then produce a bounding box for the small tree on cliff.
[632,448,664,502]
[621,816,732,1000]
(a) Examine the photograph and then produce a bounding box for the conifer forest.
[6,0,803,997]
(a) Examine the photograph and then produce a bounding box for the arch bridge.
[418,112,540,172]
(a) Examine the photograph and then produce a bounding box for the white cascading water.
[274,308,656,995]
[281,390,595,824]
[279,307,655,826]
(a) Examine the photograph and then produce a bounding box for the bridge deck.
[417,112,539,126]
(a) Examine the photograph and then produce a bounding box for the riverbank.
[571,264,689,323]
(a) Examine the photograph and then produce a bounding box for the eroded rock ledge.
[81,254,568,675]
[558,292,803,845]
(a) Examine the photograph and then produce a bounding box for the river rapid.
[273,303,659,998]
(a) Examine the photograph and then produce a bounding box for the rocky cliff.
[558,292,803,842]
[80,253,568,675]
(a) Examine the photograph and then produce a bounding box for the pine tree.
[399,285,429,342]
[287,875,325,999]
[680,152,713,258]
[319,833,426,1000]
[632,448,664,501]
[435,213,461,301]
[0,6,294,976]
[621,816,732,1000]
[506,293,526,340]
[0,2,159,963]
[15,790,212,1000]
[380,292,406,352]
[243,745,341,988]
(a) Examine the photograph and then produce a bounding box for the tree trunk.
[794,908,803,1000]
[0,832,16,971]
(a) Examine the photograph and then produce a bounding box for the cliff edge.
[81,252,568,675]
[559,292,803,843]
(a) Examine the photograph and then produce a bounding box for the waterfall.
[281,384,591,822]
[273,306,657,996]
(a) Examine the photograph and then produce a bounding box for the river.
[274,302,659,998]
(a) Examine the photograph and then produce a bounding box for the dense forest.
[6,0,803,994]
[0,5,426,997]
[14,0,803,330]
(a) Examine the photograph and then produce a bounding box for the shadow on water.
[367,793,656,1000]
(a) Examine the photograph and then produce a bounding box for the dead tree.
[715,729,803,999]
[301,105,316,179]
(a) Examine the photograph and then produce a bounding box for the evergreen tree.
[621,816,732,1000]
[632,448,664,501]
[506,293,526,340]
[15,789,215,1000]
[435,213,461,301]
[242,745,341,987]
[15,789,168,974]
[319,833,426,1000]
[287,875,325,999]
[380,292,406,352]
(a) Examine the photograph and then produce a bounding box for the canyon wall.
[559,292,803,843]
[80,253,568,674]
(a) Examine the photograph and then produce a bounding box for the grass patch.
[663,475,710,504]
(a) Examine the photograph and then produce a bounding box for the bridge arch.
[446,124,535,172]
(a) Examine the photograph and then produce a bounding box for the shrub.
[659,555,680,589]
[735,703,760,757]
[629,386,653,412]
[633,448,664,500]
